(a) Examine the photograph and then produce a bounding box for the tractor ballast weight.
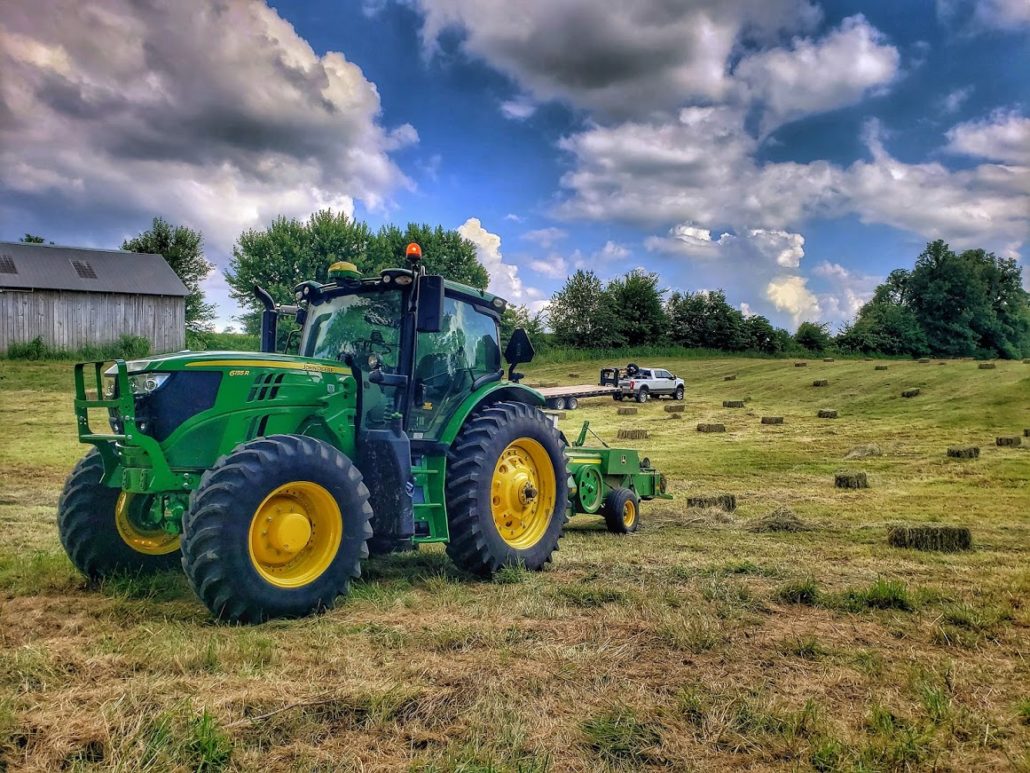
[61,244,670,622]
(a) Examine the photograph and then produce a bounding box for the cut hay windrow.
[724,374,737,381]
[697,423,726,433]
[664,404,686,413]
[748,507,809,532]
[722,400,745,408]
[845,444,882,459]
[794,361,807,367]
[887,525,973,552]
[902,388,920,398]
[996,436,1021,447]
[617,428,649,440]
[687,493,737,512]
[978,362,996,370]
[818,409,838,419]
[616,407,638,416]
[761,416,784,425]
[947,446,979,458]
[875,365,889,371]
[835,471,868,489]
[812,379,828,387]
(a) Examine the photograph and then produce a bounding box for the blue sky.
[1,0,1027,330]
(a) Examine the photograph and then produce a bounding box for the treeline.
[537,240,1029,359]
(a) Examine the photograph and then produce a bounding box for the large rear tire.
[58,449,181,579]
[181,435,372,623]
[445,402,568,576]
[635,387,650,403]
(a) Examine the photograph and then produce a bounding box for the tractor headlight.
[128,372,170,395]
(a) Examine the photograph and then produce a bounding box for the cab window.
[409,296,500,438]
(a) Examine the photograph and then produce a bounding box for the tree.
[549,270,623,348]
[794,321,832,353]
[226,210,372,332]
[742,314,783,353]
[20,233,45,243]
[665,290,747,350]
[606,270,667,346]
[367,223,487,290]
[123,217,216,333]
[836,299,928,356]
[500,304,546,348]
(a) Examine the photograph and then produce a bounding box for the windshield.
[301,289,403,366]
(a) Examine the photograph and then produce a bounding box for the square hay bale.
[668,413,683,420]
[687,493,737,512]
[664,404,686,413]
[722,400,745,408]
[794,361,808,367]
[902,388,920,398]
[978,362,996,369]
[823,357,835,362]
[616,407,638,416]
[818,409,838,419]
[724,374,737,381]
[761,416,784,425]
[697,423,726,433]
[918,358,930,363]
[617,428,649,440]
[996,436,1021,447]
[835,471,869,489]
[812,379,829,387]
[567,373,580,378]
[947,446,979,458]
[887,525,972,552]
[875,365,889,371]
[1024,428,1030,437]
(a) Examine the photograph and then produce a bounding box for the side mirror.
[504,328,535,383]
[417,274,444,332]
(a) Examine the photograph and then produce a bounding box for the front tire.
[446,402,569,576]
[181,435,372,623]
[58,449,181,579]
[674,385,684,400]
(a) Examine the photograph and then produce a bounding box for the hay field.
[0,356,1028,771]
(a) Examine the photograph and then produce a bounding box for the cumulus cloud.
[937,0,1030,30]
[0,0,416,255]
[941,86,973,114]
[521,227,567,249]
[416,0,822,118]
[646,226,805,268]
[945,110,1030,164]
[500,95,537,120]
[528,255,569,279]
[457,217,538,302]
[766,275,820,324]
[735,15,900,132]
[811,261,879,323]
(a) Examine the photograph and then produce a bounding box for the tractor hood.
[118,350,350,376]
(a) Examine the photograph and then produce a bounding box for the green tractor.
[60,244,670,622]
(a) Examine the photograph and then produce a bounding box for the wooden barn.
[0,241,189,355]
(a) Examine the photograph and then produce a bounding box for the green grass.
[0,355,1027,770]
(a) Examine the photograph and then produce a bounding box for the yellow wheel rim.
[115,493,181,555]
[491,437,557,549]
[248,481,342,588]
[623,498,637,528]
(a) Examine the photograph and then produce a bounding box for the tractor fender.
[438,382,545,445]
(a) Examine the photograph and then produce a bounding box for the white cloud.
[528,255,569,279]
[735,15,900,132]
[766,275,820,324]
[0,0,416,257]
[941,86,973,114]
[811,261,879,323]
[945,110,1030,164]
[500,95,537,120]
[416,0,822,118]
[975,0,1030,27]
[646,226,805,268]
[457,217,537,302]
[595,241,631,261]
[521,227,567,248]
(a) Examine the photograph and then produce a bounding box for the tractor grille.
[108,371,222,441]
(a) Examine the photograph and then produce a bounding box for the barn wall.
[0,290,185,354]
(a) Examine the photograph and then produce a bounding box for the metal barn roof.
[0,242,189,297]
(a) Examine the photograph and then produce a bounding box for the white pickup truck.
[612,365,684,403]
